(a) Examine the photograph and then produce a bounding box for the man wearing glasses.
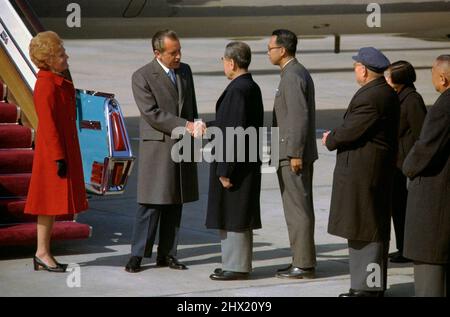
[322,47,399,297]
[268,29,318,279]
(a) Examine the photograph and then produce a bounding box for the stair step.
[0,102,19,123]
[0,125,33,148]
[0,221,92,246]
[0,174,31,197]
[0,149,34,174]
[0,198,74,224]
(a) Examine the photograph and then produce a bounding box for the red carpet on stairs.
[0,82,91,245]
[0,101,19,123]
[0,125,33,148]
[0,149,34,173]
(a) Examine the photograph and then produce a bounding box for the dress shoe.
[209,270,249,281]
[214,267,223,274]
[156,256,187,270]
[125,256,142,273]
[276,266,315,279]
[390,253,412,263]
[33,256,67,273]
[277,264,293,273]
[339,289,384,297]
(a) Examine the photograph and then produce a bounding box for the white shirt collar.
[282,57,295,69]
[156,58,171,74]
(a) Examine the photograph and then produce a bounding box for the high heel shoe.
[33,256,67,273]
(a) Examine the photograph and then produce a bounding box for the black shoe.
[277,264,293,273]
[209,270,249,281]
[125,256,142,273]
[156,256,187,270]
[214,267,223,274]
[390,253,412,263]
[33,256,67,273]
[388,251,401,258]
[339,289,384,297]
[276,266,315,279]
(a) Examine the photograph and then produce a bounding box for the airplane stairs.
[0,80,91,246]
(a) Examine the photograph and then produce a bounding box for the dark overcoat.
[396,85,427,169]
[132,60,199,204]
[403,89,450,264]
[326,77,399,242]
[205,73,264,231]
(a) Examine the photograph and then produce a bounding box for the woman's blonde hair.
[29,31,63,70]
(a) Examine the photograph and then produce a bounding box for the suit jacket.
[205,73,264,231]
[25,70,88,215]
[131,59,199,204]
[403,88,450,264]
[396,85,427,169]
[326,77,400,242]
[273,58,318,165]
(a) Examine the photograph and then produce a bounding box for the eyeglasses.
[267,46,282,52]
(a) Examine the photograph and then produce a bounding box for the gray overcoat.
[131,59,199,204]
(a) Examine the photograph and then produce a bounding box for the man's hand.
[290,158,303,174]
[322,130,331,146]
[56,159,67,177]
[219,176,233,189]
[193,120,206,138]
[186,121,195,135]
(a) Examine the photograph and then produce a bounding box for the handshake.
[186,120,207,138]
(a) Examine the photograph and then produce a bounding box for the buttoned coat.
[25,70,88,215]
[326,77,400,242]
[205,74,264,231]
[273,58,318,166]
[132,60,199,204]
[403,89,450,264]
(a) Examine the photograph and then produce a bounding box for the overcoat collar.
[37,69,68,86]
[150,59,186,115]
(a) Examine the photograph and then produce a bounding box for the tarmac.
[0,34,449,297]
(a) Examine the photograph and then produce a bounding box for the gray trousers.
[414,262,449,297]
[348,240,389,292]
[277,162,316,268]
[220,230,253,273]
[131,204,182,258]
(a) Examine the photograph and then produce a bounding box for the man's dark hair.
[272,29,298,56]
[152,29,179,52]
[224,41,252,70]
[389,60,416,86]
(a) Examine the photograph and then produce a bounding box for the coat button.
[281,138,285,142]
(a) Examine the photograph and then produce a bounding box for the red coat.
[24,70,88,215]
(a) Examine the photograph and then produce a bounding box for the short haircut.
[224,41,251,70]
[272,29,297,56]
[29,31,63,70]
[389,60,416,86]
[152,29,179,52]
[435,54,450,79]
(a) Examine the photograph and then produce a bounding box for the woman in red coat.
[25,31,88,272]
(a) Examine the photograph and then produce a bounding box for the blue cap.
[352,47,390,73]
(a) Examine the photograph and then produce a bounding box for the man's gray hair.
[152,29,179,52]
[224,42,251,70]
[435,54,450,79]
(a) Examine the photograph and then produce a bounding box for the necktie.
[168,69,177,87]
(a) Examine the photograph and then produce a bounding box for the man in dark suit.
[206,41,264,281]
[125,30,201,273]
[322,47,399,297]
[268,29,318,279]
[402,55,450,297]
